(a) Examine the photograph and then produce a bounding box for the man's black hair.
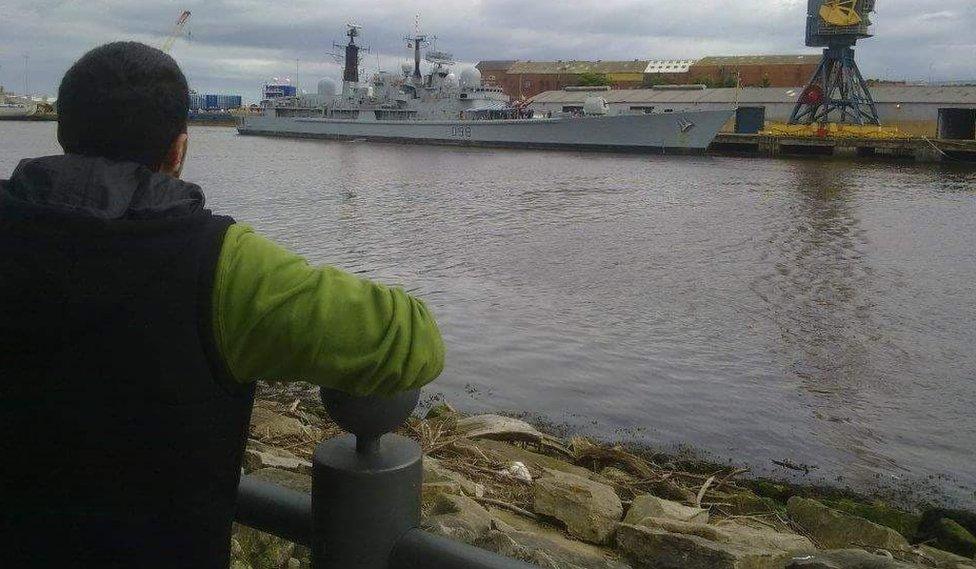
[57,41,190,167]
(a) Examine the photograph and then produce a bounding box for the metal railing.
[235,387,536,569]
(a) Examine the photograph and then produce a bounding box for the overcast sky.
[2,0,974,101]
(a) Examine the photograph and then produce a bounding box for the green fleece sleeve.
[212,223,445,395]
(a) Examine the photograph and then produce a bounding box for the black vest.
[0,156,255,568]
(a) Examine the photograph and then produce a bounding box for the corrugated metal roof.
[530,86,976,105]
[694,55,821,66]
[645,60,698,74]
[507,60,650,75]
[871,85,976,104]
[476,60,517,71]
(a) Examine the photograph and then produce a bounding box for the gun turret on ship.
[236,24,734,152]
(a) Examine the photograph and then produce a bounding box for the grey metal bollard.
[311,388,423,569]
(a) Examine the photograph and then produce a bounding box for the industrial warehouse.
[528,85,976,139]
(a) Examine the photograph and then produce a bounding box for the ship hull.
[236,110,733,152]
[0,102,38,120]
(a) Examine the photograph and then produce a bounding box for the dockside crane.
[789,0,880,126]
[161,10,191,53]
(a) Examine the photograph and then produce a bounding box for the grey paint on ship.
[237,110,734,152]
[237,26,733,151]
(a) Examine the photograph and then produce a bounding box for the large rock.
[624,495,709,525]
[422,493,493,544]
[821,499,920,542]
[533,469,623,545]
[616,523,792,569]
[713,521,814,553]
[486,508,632,569]
[244,441,312,474]
[920,518,976,559]
[919,510,976,551]
[629,517,726,542]
[916,545,976,569]
[787,497,910,552]
[785,548,917,569]
[631,516,813,554]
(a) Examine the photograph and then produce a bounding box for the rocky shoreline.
[232,383,976,569]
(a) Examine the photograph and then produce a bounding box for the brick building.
[687,55,821,88]
[501,60,650,99]
[475,60,517,88]
[476,55,823,99]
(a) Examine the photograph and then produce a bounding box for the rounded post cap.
[320,388,420,441]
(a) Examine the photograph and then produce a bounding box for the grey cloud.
[1,0,974,102]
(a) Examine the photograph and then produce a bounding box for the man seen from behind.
[0,42,445,568]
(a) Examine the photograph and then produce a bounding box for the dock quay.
[530,86,976,163]
[708,132,976,163]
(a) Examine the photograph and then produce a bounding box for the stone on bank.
[623,494,709,525]
[616,523,796,569]
[788,496,910,552]
[533,469,623,545]
[240,392,976,569]
[422,493,493,545]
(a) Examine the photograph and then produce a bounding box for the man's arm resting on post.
[213,224,445,395]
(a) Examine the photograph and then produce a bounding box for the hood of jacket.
[1,154,206,220]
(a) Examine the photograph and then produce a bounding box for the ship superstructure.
[237,25,734,152]
[0,88,39,120]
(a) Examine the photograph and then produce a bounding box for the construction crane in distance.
[161,10,191,53]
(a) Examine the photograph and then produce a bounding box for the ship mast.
[404,14,428,83]
[334,24,368,96]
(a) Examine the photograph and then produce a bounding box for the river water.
[2,122,974,506]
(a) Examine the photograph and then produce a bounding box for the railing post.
[311,388,422,569]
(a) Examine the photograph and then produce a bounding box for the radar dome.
[583,96,609,116]
[443,72,460,89]
[317,78,338,98]
[459,66,482,88]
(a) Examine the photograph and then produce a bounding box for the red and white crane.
[161,10,191,53]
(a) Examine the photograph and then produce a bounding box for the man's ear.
[159,133,188,178]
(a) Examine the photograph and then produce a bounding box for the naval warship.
[236,25,733,152]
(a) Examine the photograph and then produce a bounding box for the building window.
[630,106,655,114]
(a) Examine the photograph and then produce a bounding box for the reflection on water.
[2,122,975,506]
[757,163,900,487]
